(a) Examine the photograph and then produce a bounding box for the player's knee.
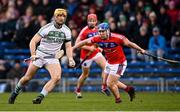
[82,72,89,78]
[107,80,113,87]
[51,76,61,83]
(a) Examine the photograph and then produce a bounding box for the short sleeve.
[78,27,87,40]
[118,35,127,45]
[37,24,49,37]
[65,29,72,41]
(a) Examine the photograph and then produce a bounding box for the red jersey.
[91,33,126,64]
[79,26,99,59]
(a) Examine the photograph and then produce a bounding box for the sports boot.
[8,92,18,104]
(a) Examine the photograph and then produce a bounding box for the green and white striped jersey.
[37,22,71,54]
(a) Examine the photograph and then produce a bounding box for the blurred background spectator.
[6,60,23,80]
[158,5,171,40]
[171,30,180,49]
[5,60,23,91]
[148,27,167,61]
[0,58,11,92]
[0,0,179,48]
[0,58,11,79]
[0,0,179,59]
[131,26,150,63]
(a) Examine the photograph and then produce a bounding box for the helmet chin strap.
[88,25,95,29]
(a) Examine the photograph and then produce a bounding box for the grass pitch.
[0,92,180,111]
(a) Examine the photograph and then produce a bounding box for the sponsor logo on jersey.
[87,32,98,38]
[97,42,118,48]
[43,31,66,43]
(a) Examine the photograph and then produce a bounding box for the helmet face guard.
[98,23,110,39]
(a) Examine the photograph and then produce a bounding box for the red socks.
[101,84,107,90]
[124,86,131,92]
[76,88,81,92]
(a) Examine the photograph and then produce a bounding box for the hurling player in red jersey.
[73,23,146,103]
[74,14,110,98]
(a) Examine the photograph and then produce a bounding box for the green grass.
[0,92,180,111]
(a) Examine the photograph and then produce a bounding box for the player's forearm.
[29,33,42,56]
[81,46,92,51]
[128,42,144,51]
[66,48,73,60]
[73,40,88,50]
[29,40,37,56]
[66,42,73,60]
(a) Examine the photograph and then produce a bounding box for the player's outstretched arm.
[75,36,94,51]
[73,38,92,51]
[123,38,146,54]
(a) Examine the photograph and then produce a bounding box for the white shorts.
[33,50,60,68]
[81,52,103,68]
[104,61,127,77]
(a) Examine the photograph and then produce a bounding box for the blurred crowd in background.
[0,0,179,47]
[0,0,180,82]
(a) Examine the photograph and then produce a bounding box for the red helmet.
[87,14,97,20]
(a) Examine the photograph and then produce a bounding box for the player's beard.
[54,20,63,29]
[88,25,95,29]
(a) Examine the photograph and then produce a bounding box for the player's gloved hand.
[30,55,38,61]
[68,58,76,67]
